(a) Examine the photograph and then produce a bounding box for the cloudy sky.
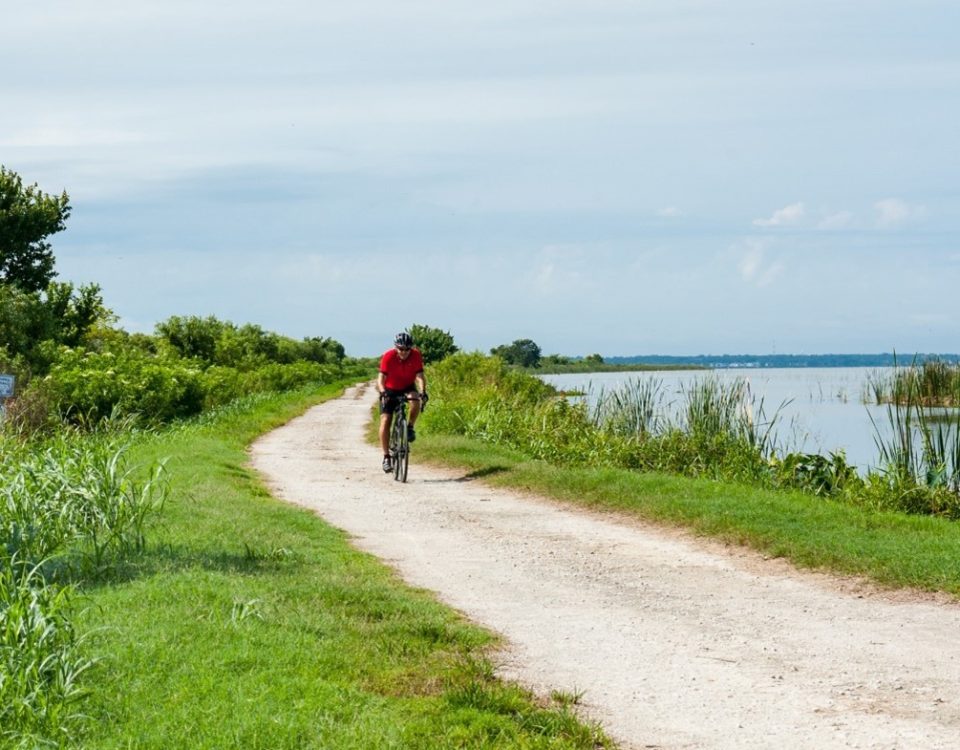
[5,0,958,356]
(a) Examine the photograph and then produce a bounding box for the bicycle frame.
[387,393,422,483]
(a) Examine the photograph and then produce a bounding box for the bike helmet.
[394,331,414,348]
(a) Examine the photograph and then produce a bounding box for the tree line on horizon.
[606,353,960,368]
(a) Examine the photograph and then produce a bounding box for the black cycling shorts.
[380,387,417,415]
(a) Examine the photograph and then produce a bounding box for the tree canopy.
[491,338,542,368]
[408,323,458,365]
[155,315,346,370]
[0,166,71,293]
[0,282,110,373]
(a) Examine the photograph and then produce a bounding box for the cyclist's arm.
[415,371,426,395]
[377,371,387,394]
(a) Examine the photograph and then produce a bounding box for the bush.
[1,380,58,436]
[45,347,205,424]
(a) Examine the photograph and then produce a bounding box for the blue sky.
[4,1,958,356]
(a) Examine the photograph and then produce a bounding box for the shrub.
[45,347,205,424]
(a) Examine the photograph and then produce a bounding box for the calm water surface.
[541,367,901,471]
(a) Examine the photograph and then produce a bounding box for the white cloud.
[656,206,682,217]
[0,125,147,149]
[753,202,805,227]
[817,210,854,230]
[736,239,784,287]
[875,198,926,228]
[531,245,589,296]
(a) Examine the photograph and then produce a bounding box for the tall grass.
[867,358,960,407]
[0,430,167,747]
[592,377,663,437]
[594,375,783,482]
[425,355,783,484]
[0,561,91,748]
[425,353,960,519]
[869,387,960,515]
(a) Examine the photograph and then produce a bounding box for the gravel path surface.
[250,384,960,749]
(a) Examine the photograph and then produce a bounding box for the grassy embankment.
[413,354,960,596]
[73,380,612,750]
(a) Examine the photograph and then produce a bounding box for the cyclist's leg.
[402,387,420,442]
[380,390,399,471]
[379,412,392,455]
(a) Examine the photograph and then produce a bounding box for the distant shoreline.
[601,353,960,369]
[534,363,707,374]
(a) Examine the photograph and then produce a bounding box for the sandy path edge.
[250,384,960,750]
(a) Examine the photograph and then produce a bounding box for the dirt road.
[250,384,960,749]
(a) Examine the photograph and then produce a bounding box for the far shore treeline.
[606,353,960,369]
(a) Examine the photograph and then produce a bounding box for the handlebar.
[380,391,428,409]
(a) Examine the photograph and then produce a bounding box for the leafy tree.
[0,166,71,293]
[302,336,345,365]
[409,323,458,365]
[43,282,111,348]
[155,315,226,362]
[491,338,542,368]
[0,282,109,373]
[155,314,348,370]
[584,353,604,365]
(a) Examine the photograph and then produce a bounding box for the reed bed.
[867,359,960,407]
[425,353,960,520]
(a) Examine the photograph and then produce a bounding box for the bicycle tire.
[392,411,407,482]
[397,421,410,483]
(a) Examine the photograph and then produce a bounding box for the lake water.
[540,367,904,471]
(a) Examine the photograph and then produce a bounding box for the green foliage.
[154,314,224,362]
[424,354,960,520]
[301,335,345,364]
[0,563,90,748]
[408,323,458,365]
[0,281,110,375]
[155,314,346,370]
[772,451,862,496]
[46,348,206,424]
[0,166,71,293]
[491,338,542,368]
[0,431,167,745]
[868,358,960,407]
[41,346,358,426]
[0,432,167,574]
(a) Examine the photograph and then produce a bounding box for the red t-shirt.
[380,348,424,391]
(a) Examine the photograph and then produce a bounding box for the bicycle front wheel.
[392,414,408,482]
[397,425,410,483]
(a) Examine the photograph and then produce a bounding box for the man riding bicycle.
[378,331,428,472]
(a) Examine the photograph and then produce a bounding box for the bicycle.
[387,393,425,483]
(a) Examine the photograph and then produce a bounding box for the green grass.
[73,382,612,750]
[414,433,960,596]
